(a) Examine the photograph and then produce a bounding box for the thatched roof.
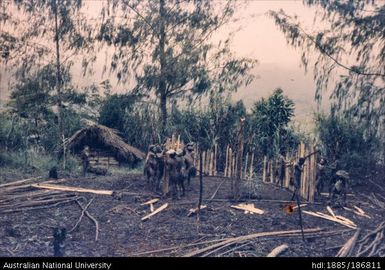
[64,121,145,162]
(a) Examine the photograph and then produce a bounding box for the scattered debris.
[303,210,357,229]
[141,203,168,221]
[141,198,159,212]
[336,229,360,257]
[267,244,289,257]
[231,203,264,215]
[183,227,322,257]
[357,221,385,257]
[74,200,100,241]
[327,206,336,218]
[343,207,371,219]
[188,205,207,217]
[31,183,114,196]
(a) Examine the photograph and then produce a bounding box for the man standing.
[277,153,288,187]
[81,145,91,177]
[291,157,305,201]
[316,158,326,196]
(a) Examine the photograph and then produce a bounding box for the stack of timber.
[0,177,80,214]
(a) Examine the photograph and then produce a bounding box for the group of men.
[144,142,197,199]
[277,154,350,207]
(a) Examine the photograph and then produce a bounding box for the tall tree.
[0,0,92,152]
[250,88,295,157]
[269,1,385,148]
[97,0,256,135]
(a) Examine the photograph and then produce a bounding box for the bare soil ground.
[0,172,384,257]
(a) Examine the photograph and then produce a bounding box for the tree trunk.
[158,0,167,135]
[160,92,167,134]
[53,0,64,158]
[234,118,245,201]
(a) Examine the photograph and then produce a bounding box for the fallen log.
[0,197,79,214]
[142,203,168,221]
[183,227,322,257]
[31,183,114,196]
[231,203,264,215]
[336,229,361,257]
[267,244,289,257]
[0,176,43,188]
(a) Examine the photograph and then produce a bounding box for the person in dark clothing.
[329,170,349,207]
[277,154,288,187]
[80,145,91,177]
[316,158,326,196]
[291,157,305,201]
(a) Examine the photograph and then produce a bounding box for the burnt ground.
[0,172,384,257]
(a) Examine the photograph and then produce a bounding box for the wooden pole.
[231,155,236,177]
[163,156,169,195]
[244,152,249,180]
[202,151,206,175]
[263,156,267,183]
[229,148,233,178]
[214,143,218,176]
[249,152,254,180]
[234,118,245,200]
[224,145,229,177]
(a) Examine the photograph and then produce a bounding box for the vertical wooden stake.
[244,152,249,180]
[210,149,214,176]
[227,148,233,177]
[176,134,180,149]
[224,145,229,177]
[163,157,169,196]
[202,151,206,175]
[249,152,254,180]
[214,143,218,176]
[263,156,267,183]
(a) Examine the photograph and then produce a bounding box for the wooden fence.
[262,142,317,202]
[161,134,317,202]
[194,144,256,180]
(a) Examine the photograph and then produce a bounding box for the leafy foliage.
[315,113,378,182]
[269,1,385,160]
[249,88,296,157]
[96,0,256,132]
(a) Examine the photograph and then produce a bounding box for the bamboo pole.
[270,160,274,184]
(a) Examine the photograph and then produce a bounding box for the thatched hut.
[64,121,145,168]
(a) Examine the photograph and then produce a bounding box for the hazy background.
[0,0,330,127]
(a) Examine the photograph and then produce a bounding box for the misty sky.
[0,0,331,126]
